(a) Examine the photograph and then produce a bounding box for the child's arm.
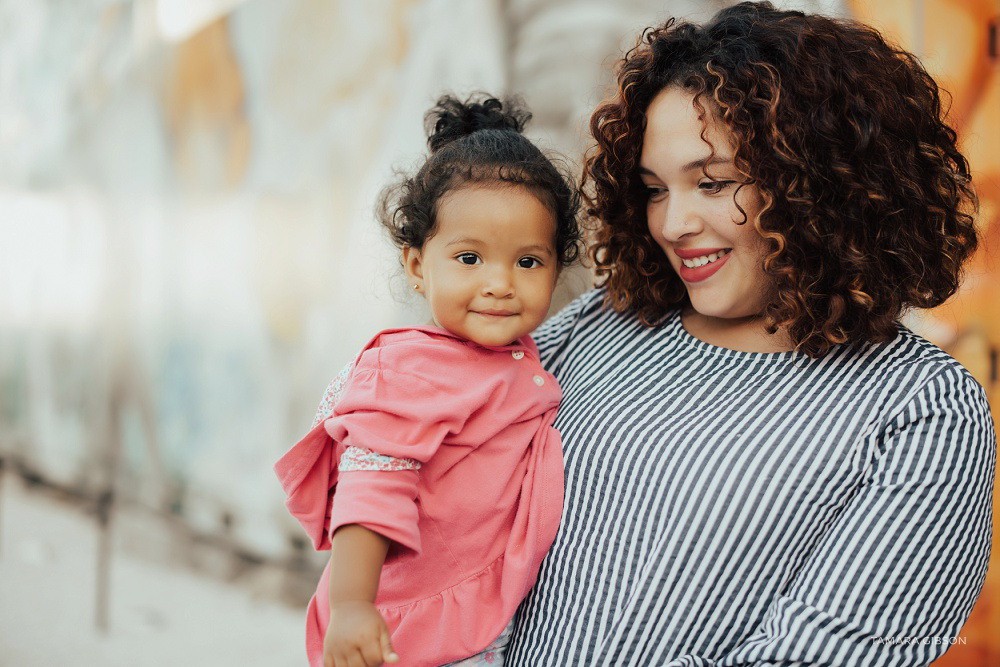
[324,524,399,667]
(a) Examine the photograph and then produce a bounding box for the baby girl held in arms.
[274,94,582,667]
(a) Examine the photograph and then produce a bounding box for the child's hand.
[324,600,399,667]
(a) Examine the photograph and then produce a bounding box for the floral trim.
[338,446,421,472]
[313,363,353,426]
[440,618,513,665]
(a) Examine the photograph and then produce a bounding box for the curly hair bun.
[426,94,532,152]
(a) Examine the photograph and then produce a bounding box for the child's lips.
[475,309,517,317]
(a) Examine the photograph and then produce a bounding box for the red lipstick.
[674,248,732,283]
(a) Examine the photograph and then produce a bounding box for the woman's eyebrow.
[637,156,733,176]
[681,155,732,172]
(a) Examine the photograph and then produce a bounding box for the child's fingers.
[328,649,361,667]
[358,633,395,667]
[349,649,371,667]
[326,644,372,667]
[380,627,399,664]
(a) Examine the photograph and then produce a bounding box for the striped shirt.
[507,289,995,667]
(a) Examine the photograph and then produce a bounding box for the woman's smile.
[674,247,732,281]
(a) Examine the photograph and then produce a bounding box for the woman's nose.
[656,195,702,243]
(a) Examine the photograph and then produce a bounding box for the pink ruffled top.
[273,326,564,667]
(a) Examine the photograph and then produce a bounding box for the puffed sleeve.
[712,365,995,666]
[322,341,484,553]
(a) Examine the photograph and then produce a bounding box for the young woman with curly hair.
[505,3,995,666]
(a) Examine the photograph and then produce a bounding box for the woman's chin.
[685,300,763,323]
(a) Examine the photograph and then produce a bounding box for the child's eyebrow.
[443,237,486,247]
[521,244,555,256]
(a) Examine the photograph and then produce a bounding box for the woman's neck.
[681,308,795,354]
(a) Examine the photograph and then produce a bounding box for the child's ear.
[402,246,424,291]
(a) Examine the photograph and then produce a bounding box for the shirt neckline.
[665,309,805,364]
[389,324,532,353]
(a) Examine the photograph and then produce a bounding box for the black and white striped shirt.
[507,290,995,667]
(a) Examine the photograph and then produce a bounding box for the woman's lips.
[675,247,732,282]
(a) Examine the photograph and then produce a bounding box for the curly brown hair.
[585,1,978,356]
[379,94,582,268]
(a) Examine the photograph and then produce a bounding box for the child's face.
[404,184,559,347]
[639,85,772,323]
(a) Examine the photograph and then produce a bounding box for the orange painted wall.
[846,1,1000,665]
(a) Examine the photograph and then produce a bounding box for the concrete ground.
[0,475,308,667]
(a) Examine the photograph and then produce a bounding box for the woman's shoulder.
[903,324,989,386]
[840,323,992,429]
[869,323,980,385]
[534,289,603,363]
[536,287,635,343]
[535,287,683,364]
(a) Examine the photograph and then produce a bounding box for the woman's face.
[639,86,772,323]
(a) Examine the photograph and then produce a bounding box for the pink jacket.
[273,327,564,667]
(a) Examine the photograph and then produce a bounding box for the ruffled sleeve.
[276,330,536,556]
[322,342,483,553]
[325,363,470,460]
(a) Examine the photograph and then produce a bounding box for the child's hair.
[378,93,582,267]
[584,1,979,357]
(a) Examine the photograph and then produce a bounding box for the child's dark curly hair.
[378,93,582,267]
[585,1,978,356]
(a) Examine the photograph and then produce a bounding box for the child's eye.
[700,180,735,194]
[456,253,481,265]
[517,257,542,269]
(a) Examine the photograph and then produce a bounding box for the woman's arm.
[323,524,399,667]
[712,366,995,666]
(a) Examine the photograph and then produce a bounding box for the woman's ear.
[402,246,424,292]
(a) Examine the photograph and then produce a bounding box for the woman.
[506,3,995,666]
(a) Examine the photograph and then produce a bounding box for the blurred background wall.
[843,2,1000,665]
[0,0,995,664]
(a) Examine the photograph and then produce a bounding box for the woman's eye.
[700,180,735,194]
[456,253,481,265]
[517,257,542,269]
[644,186,668,202]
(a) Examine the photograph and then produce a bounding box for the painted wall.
[845,1,1000,665]
[8,0,813,561]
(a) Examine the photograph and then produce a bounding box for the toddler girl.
[274,94,581,667]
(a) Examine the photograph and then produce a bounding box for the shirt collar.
[392,324,533,353]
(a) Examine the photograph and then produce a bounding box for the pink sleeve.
[321,345,480,553]
[273,420,340,551]
[324,368,468,461]
[329,469,422,552]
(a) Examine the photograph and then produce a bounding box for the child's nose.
[481,267,515,298]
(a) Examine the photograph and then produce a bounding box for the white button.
[512,350,524,360]
[532,375,544,386]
